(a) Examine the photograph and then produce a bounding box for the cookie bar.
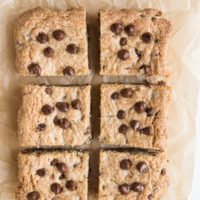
[18,85,91,147]
[15,7,89,76]
[100,84,171,150]
[17,151,89,200]
[99,150,168,200]
[100,9,171,80]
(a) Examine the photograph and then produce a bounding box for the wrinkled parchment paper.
[0,0,200,199]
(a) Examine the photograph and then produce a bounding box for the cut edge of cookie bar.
[15,7,89,76]
[16,150,89,200]
[18,84,91,148]
[100,8,172,82]
[99,150,169,200]
[100,83,171,151]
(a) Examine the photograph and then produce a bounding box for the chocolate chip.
[120,88,133,98]
[43,47,55,57]
[120,159,132,170]
[135,49,142,58]
[55,102,69,112]
[28,63,41,76]
[41,105,54,115]
[66,44,79,54]
[119,184,130,195]
[110,23,123,35]
[131,182,145,192]
[53,116,60,126]
[117,110,125,119]
[50,183,63,194]
[36,123,46,132]
[161,168,166,176]
[71,99,82,110]
[27,191,40,200]
[139,64,152,75]
[152,17,156,21]
[148,194,153,200]
[45,87,52,95]
[117,49,130,60]
[146,107,155,116]
[140,126,152,135]
[59,173,66,180]
[136,161,149,173]
[66,180,78,191]
[129,120,140,131]
[120,37,127,46]
[57,162,68,173]
[118,124,128,134]
[111,92,119,100]
[36,33,49,44]
[52,30,66,41]
[125,24,136,36]
[84,127,90,135]
[63,66,75,76]
[36,168,45,177]
[50,159,59,166]
[57,118,71,129]
[134,101,147,113]
[141,32,153,43]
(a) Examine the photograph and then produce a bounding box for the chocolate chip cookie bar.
[100,9,171,80]
[18,85,91,147]
[99,150,168,199]
[17,150,89,200]
[15,7,89,76]
[100,84,171,150]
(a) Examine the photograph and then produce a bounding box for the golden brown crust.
[18,85,91,147]
[99,150,169,200]
[15,7,89,76]
[100,84,171,150]
[100,9,172,78]
[17,151,89,200]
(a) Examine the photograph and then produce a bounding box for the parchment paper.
[0,0,200,199]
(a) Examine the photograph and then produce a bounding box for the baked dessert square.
[100,9,171,80]
[18,85,91,147]
[17,150,89,200]
[15,7,89,76]
[100,84,171,150]
[99,150,168,200]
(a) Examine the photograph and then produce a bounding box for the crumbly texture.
[17,151,89,200]
[15,7,89,76]
[99,151,168,200]
[18,85,91,147]
[100,9,171,78]
[100,84,171,150]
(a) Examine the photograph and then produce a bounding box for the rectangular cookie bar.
[18,85,91,147]
[15,7,89,76]
[100,84,171,150]
[17,150,89,200]
[99,150,168,200]
[100,9,171,80]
